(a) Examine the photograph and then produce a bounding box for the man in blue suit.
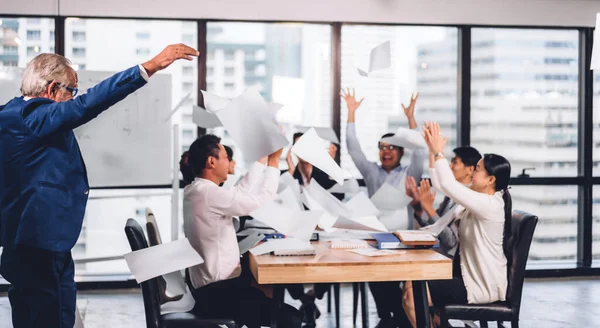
[0,43,198,328]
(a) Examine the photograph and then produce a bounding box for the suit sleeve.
[22,66,147,137]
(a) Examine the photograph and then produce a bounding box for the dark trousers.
[369,281,411,325]
[0,246,76,328]
[193,276,301,328]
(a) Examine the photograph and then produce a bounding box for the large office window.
[63,18,198,277]
[340,25,458,178]
[510,185,579,265]
[471,29,579,178]
[593,71,600,265]
[206,22,333,168]
[0,17,55,69]
[471,28,580,267]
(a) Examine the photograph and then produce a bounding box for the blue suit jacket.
[0,66,147,252]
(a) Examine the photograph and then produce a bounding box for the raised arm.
[423,122,502,219]
[341,88,378,177]
[23,44,199,137]
[212,149,283,216]
[402,92,419,130]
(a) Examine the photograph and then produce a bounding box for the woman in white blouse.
[403,122,512,327]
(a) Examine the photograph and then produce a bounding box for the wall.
[2,0,600,27]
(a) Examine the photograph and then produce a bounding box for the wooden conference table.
[249,241,452,328]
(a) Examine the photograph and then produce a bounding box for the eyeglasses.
[379,145,399,151]
[47,80,78,97]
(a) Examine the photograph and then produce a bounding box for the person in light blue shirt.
[341,88,426,328]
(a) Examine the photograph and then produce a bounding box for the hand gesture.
[402,92,419,119]
[418,179,436,212]
[142,43,199,77]
[422,121,448,155]
[340,88,364,113]
[328,144,338,159]
[405,176,420,203]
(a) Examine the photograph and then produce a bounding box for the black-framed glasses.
[47,80,78,97]
[379,145,399,151]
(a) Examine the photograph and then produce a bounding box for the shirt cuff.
[138,64,150,81]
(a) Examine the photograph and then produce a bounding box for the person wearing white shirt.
[183,134,301,328]
[403,122,511,327]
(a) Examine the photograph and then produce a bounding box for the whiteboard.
[0,67,173,188]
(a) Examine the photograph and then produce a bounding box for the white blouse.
[431,158,508,304]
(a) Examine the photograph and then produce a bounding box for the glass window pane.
[206,22,332,168]
[593,186,600,264]
[511,185,578,266]
[340,25,458,178]
[471,29,579,177]
[74,189,176,276]
[0,17,55,69]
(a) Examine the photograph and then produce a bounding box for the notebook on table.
[371,232,406,249]
[273,247,316,256]
[393,230,437,247]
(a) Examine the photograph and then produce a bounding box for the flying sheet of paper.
[345,191,380,218]
[238,230,265,255]
[592,13,600,70]
[334,192,387,232]
[334,216,388,232]
[292,128,345,184]
[163,270,187,297]
[297,126,340,144]
[192,104,223,128]
[378,209,410,231]
[160,285,195,314]
[357,41,391,77]
[200,90,231,113]
[215,89,289,163]
[163,93,191,123]
[275,186,303,211]
[250,238,313,256]
[370,182,411,211]
[250,201,322,241]
[380,127,427,150]
[328,178,360,194]
[350,248,406,257]
[305,180,352,219]
[124,238,203,283]
[278,172,303,208]
[420,204,462,236]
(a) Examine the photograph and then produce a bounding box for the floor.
[0,278,598,327]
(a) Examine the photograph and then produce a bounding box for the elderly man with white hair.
[0,44,198,328]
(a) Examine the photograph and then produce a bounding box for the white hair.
[21,53,77,97]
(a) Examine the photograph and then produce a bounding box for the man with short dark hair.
[406,146,482,257]
[183,134,301,328]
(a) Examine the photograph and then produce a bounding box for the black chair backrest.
[125,218,162,328]
[504,210,538,315]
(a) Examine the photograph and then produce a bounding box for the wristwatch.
[434,152,445,160]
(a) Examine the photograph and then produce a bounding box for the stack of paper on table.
[330,239,368,249]
[394,230,437,246]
